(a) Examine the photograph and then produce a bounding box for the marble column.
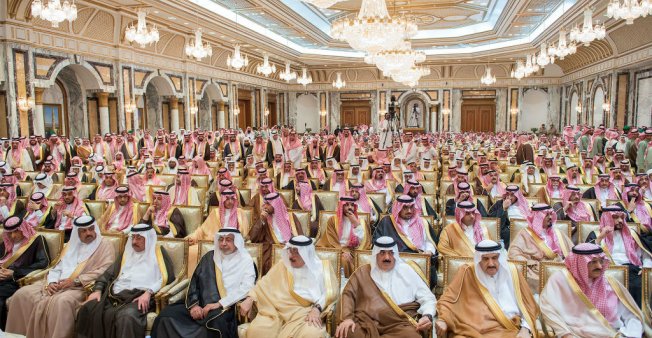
[451,90,462,132]
[133,95,140,131]
[33,87,45,136]
[98,92,110,135]
[547,86,562,130]
[329,92,341,130]
[495,88,507,132]
[288,92,297,127]
[218,101,225,128]
[170,96,179,132]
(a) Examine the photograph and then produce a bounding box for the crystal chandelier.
[297,68,313,87]
[536,43,555,67]
[332,72,346,89]
[523,54,540,75]
[511,60,526,80]
[264,106,270,117]
[17,97,35,112]
[185,29,212,61]
[570,9,606,47]
[301,0,342,8]
[391,66,430,87]
[552,29,577,60]
[331,0,418,54]
[607,0,652,25]
[227,44,249,70]
[602,100,611,111]
[256,53,277,77]
[31,0,77,28]
[125,10,159,48]
[480,67,496,85]
[368,43,426,77]
[233,105,240,116]
[279,62,297,82]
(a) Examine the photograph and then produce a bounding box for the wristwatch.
[423,314,433,322]
[312,303,322,312]
[73,278,81,286]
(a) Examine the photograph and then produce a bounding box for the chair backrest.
[102,232,127,260]
[157,174,176,187]
[577,221,639,243]
[272,244,342,288]
[317,211,371,243]
[36,229,65,267]
[175,205,204,235]
[84,200,107,221]
[355,250,431,287]
[510,218,572,245]
[539,261,628,293]
[198,241,263,277]
[367,193,387,213]
[527,183,546,198]
[191,175,210,188]
[443,256,527,288]
[239,189,252,206]
[443,217,501,242]
[423,194,436,213]
[231,176,243,189]
[158,237,188,281]
[422,171,437,182]
[525,196,543,206]
[440,180,453,196]
[78,184,97,200]
[576,184,594,194]
[134,203,150,220]
[505,166,520,179]
[421,181,436,195]
[315,191,339,211]
[17,181,33,197]
[278,190,295,208]
[290,210,312,237]
[643,267,652,319]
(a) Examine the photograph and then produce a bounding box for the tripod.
[381,112,401,150]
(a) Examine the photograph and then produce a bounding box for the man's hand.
[416,316,432,332]
[188,237,198,246]
[46,282,59,295]
[202,302,222,317]
[335,319,356,338]
[133,291,151,313]
[305,307,322,327]
[342,251,353,262]
[435,320,448,337]
[190,305,204,320]
[146,205,156,216]
[597,225,613,242]
[85,290,101,304]
[239,297,254,317]
[57,278,74,290]
[503,198,512,210]
[260,210,269,220]
[516,327,532,338]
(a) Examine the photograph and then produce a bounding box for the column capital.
[97,92,109,107]
[169,96,179,110]
[34,87,45,105]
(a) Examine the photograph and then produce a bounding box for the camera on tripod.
[388,95,397,120]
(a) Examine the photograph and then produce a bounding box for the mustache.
[382,259,392,263]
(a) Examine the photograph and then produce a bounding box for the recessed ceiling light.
[220,35,225,38]
[230,39,235,42]
[168,16,176,20]
[153,11,159,14]
[184,22,189,25]
[209,32,216,35]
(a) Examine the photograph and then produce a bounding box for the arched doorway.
[570,92,579,125]
[199,83,225,131]
[592,87,605,127]
[521,89,548,132]
[142,76,177,131]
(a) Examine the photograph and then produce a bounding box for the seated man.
[152,228,256,338]
[22,192,56,228]
[336,236,435,338]
[306,158,326,188]
[168,170,201,206]
[98,186,135,233]
[6,215,115,338]
[0,216,49,330]
[76,223,175,338]
[249,192,303,273]
[0,183,24,222]
[582,174,621,208]
[240,235,337,338]
[438,201,491,257]
[586,205,652,306]
[289,169,324,237]
[374,195,437,285]
[478,170,507,205]
[364,167,392,206]
[436,240,538,338]
[95,171,118,201]
[389,179,437,218]
[489,185,532,248]
[553,185,597,242]
[49,186,89,242]
[508,203,574,292]
[248,177,275,220]
[445,181,488,217]
[348,183,382,225]
[323,169,349,195]
[316,196,370,275]
[540,243,649,337]
[138,190,186,237]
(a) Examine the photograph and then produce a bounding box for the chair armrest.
[21,269,49,286]
[162,278,190,306]
[167,290,186,304]
[18,269,46,286]
[155,278,183,312]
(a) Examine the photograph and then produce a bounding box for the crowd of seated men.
[0,122,650,337]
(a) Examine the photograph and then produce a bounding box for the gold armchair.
[84,200,107,221]
[509,219,572,247]
[355,250,431,287]
[367,192,388,214]
[18,229,65,286]
[643,268,652,325]
[239,189,252,206]
[17,181,33,197]
[290,210,312,237]
[421,181,436,195]
[191,175,210,188]
[314,191,338,211]
[278,189,295,208]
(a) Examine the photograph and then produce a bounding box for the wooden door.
[461,99,496,132]
[87,97,99,136]
[268,102,277,127]
[211,103,218,131]
[108,98,119,132]
[340,100,371,128]
[0,92,7,137]
[178,102,185,130]
[238,99,251,129]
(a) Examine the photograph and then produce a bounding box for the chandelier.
[551,28,577,60]
[17,96,35,112]
[570,9,606,46]
[233,105,240,116]
[368,43,426,77]
[331,0,418,54]
[602,100,611,111]
[297,68,313,87]
[279,62,297,82]
[607,0,652,25]
[391,66,430,87]
[125,10,159,48]
[511,60,526,80]
[332,72,346,89]
[31,0,77,28]
[301,0,342,8]
[227,44,249,70]
[480,67,496,85]
[264,106,270,117]
[256,53,277,77]
[536,43,555,67]
[524,54,540,75]
[185,29,212,61]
